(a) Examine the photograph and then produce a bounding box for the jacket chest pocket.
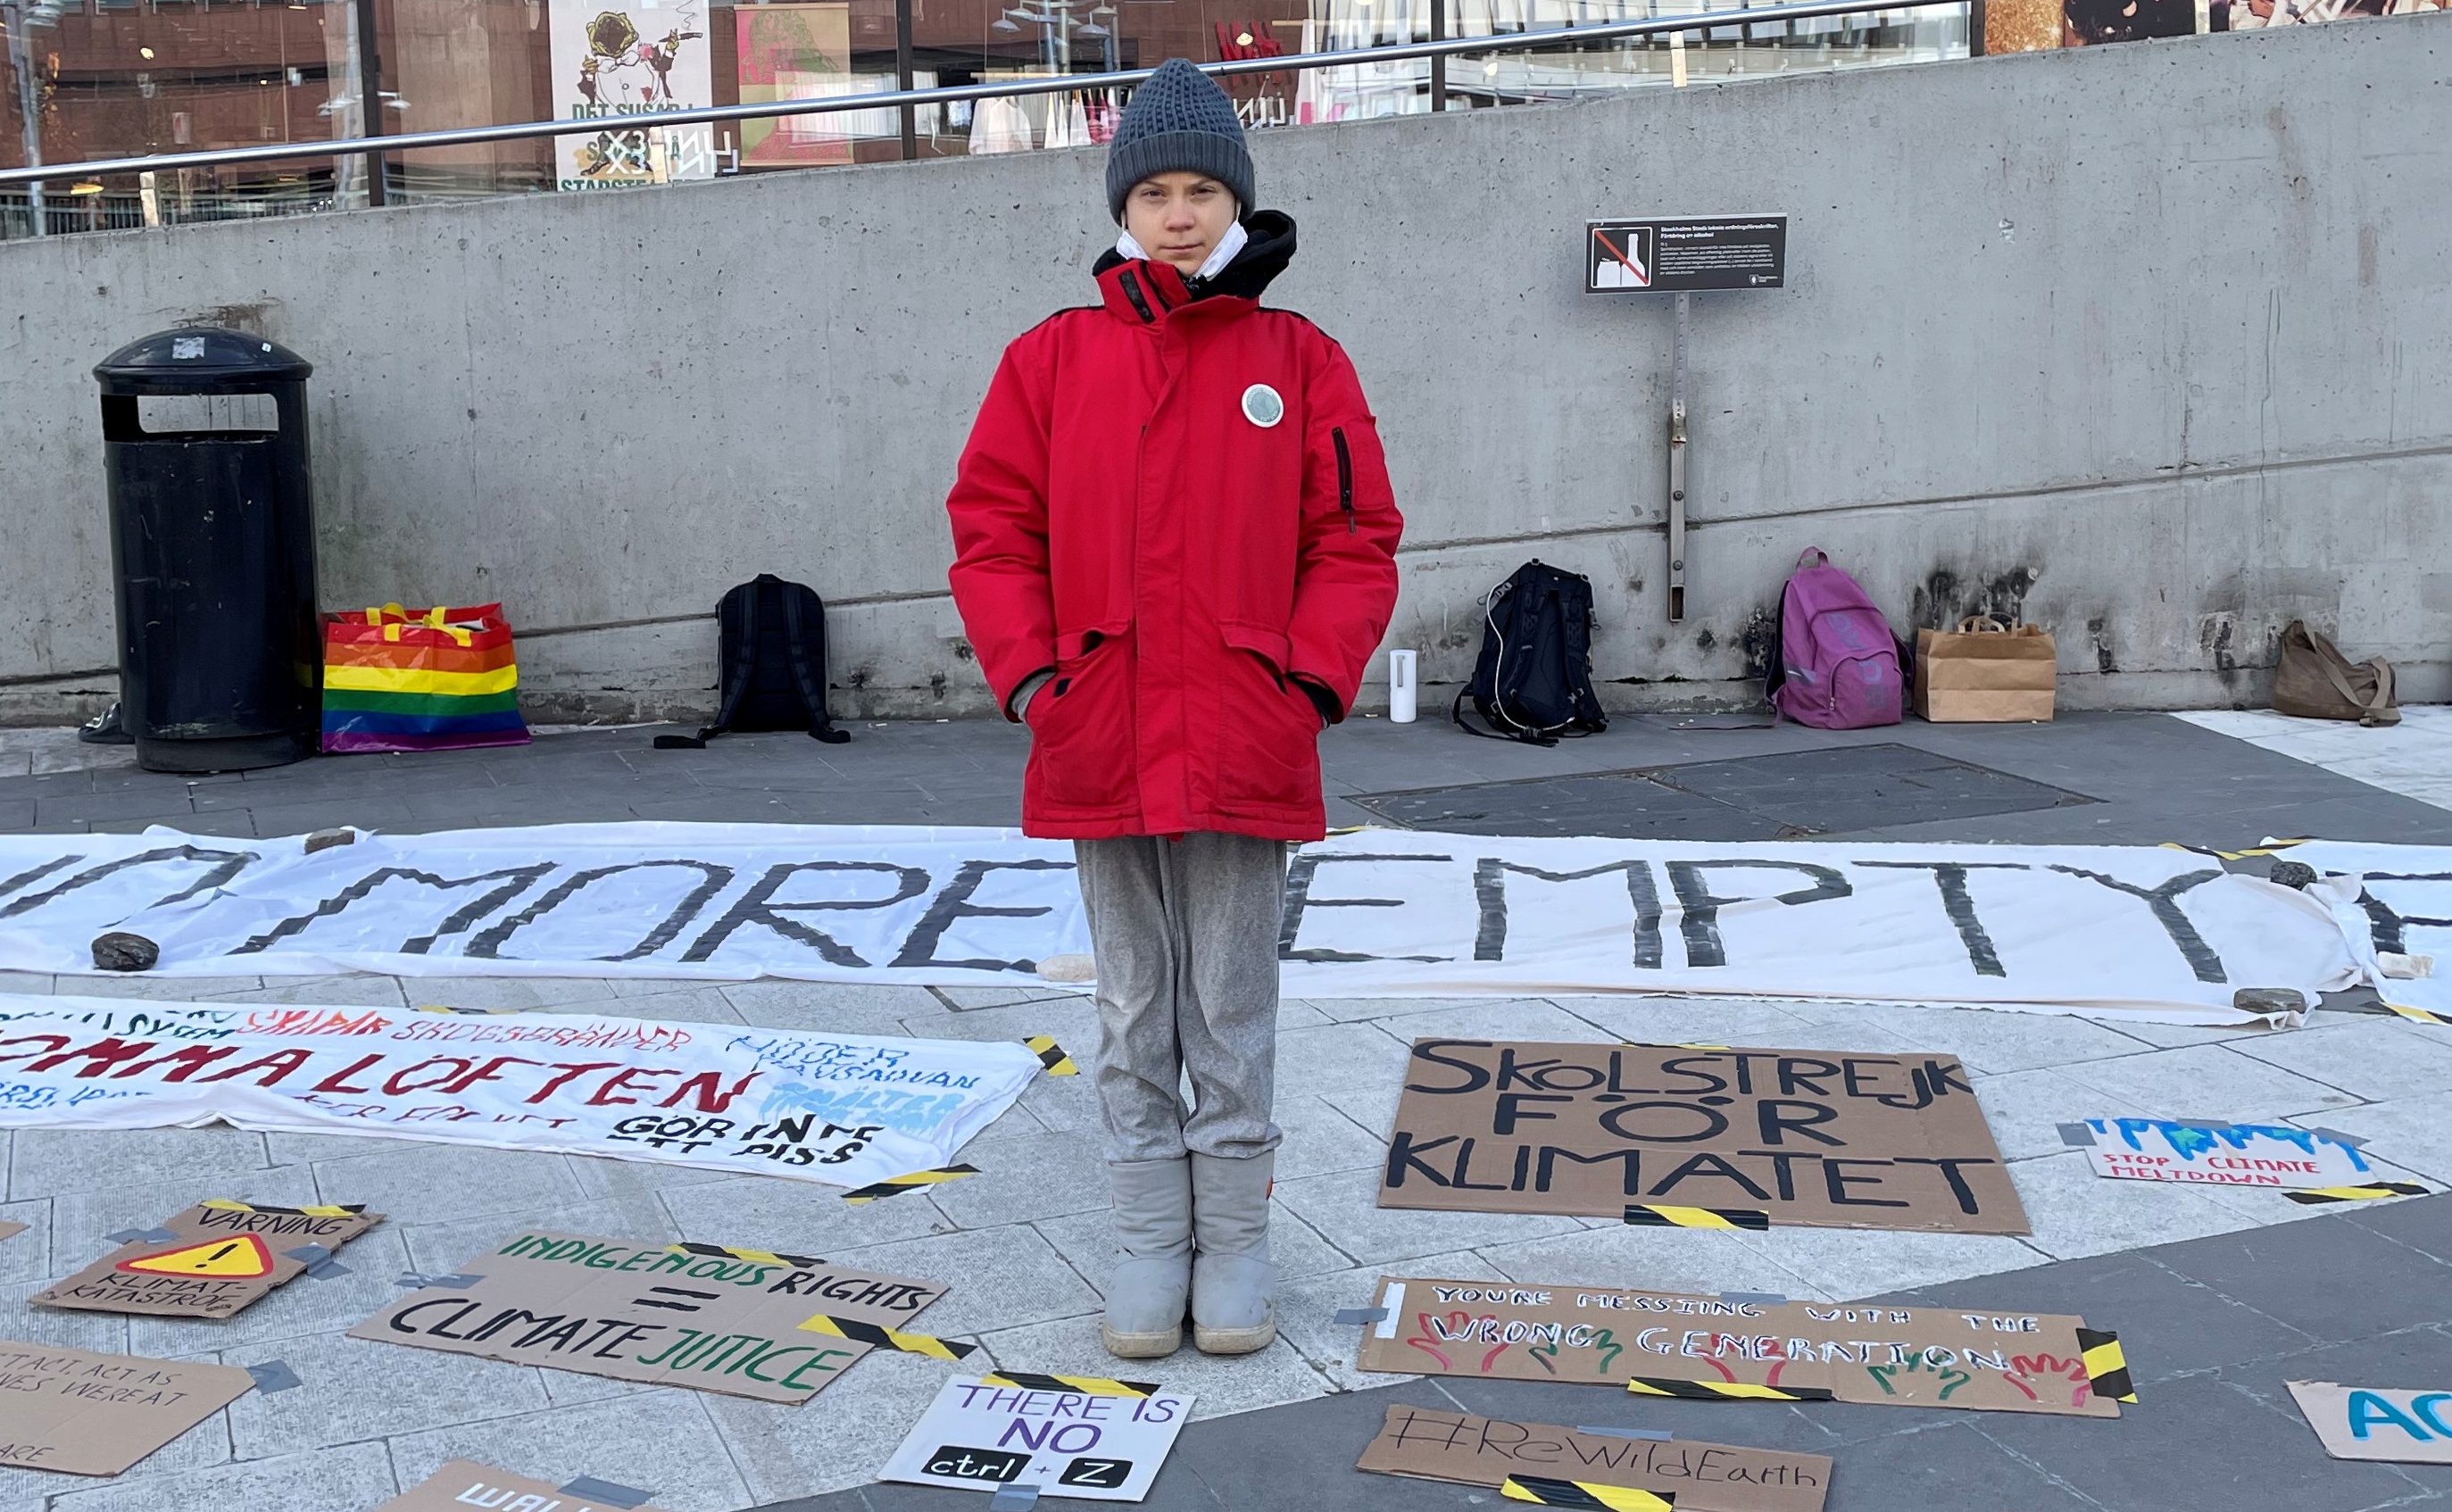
[1030,622,1135,810]
[1216,621,1319,811]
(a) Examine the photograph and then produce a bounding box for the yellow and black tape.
[1623,1204,1770,1232]
[842,1165,980,1205]
[2384,1003,2452,1027]
[2286,1182,2429,1206]
[1626,1376,1832,1402]
[977,1372,1159,1399]
[1500,1475,1675,1510]
[201,1200,365,1217]
[671,1241,824,1268]
[1024,1035,1079,1076]
[797,1313,977,1361]
[2074,1327,2137,1404]
[2158,839,2308,861]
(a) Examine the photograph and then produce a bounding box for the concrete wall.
[2,14,2447,725]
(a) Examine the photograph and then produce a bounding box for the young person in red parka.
[945,59,1402,1361]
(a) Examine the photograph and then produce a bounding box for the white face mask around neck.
[1115,219,1249,284]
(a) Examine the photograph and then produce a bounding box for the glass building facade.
[0,0,2435,236]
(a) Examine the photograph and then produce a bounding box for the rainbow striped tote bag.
[320,602,530,754]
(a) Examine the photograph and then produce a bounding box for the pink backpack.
[1768,548,1902,728]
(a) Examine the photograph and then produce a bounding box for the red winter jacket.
[945,214,1403,842]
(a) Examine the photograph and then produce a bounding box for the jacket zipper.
[1332,427,1355,535]
[1118,271,1156,325]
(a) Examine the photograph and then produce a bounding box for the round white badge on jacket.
[1241,384,1284,428]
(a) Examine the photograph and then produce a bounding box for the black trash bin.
[95,328,320,773]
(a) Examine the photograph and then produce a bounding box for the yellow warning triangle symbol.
[117,1233,277,1278]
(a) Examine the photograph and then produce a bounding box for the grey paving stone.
[1268,1092,1392,1180]
[2144,1215,2452,1348]
[396,1193,681,1275]
[220,1325,553,1457]
[23,1130,283,1215]
[2006,1149,2266,1262]
[2052,1043,2366,1125]
[46,1440,392,1512]
[927,1127,1110,1230]
[821,1222,1100,1336]
[655,1170,951,1256]
[2229,1017,2452,1104]
[1900,1244,2317,1386]
[1473,1218,1823,1300]
[305,1142,589,1225]
[386,1390,753,1512]
[0,1196,47,1284]
[723,980,943,1034]
[31,788,196,826]
[50,974,262,999]
[1275,1167,1587,1268]
[1736,1224,2053,1304]
[1974,1367,2423,1512]
[702,1345,968,1505]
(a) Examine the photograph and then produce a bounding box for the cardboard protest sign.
[0,1342,254,1475]
[2080,1118,2373,1189]
[2288,1381,2452,1465]
[879,1375,1194,1501]
[1357,1404,1830,1512]
[378,1460,681,1512]
[0,996,1045,1192]
[1352,1278,2130,1417]
[1380,1040,2025,1234]
[351,1230,957,1402]
[0,1219,23,1243]
[34,1200,380,1320]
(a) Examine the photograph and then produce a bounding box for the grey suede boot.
[1101,1157,1193,1359]
[1188,1150,1276,1354]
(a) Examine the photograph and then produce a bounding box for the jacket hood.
[1094,211,1297,322]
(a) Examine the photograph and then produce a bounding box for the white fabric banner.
[2284,840,2452,1022]
[0,994,1044,1188]
[0,824,2373,1024]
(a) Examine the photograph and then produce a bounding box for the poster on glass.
[551,0,718,190]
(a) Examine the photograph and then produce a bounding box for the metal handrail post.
[896,0,918,160]
[356,0,387,207]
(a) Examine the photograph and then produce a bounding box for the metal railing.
[0,0,1966,192]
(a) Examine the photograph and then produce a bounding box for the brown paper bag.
[1916,617,2057,722]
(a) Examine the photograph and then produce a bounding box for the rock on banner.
[0,821,2394,1025]
[0,995,1045,1187]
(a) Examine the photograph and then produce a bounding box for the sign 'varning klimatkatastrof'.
[0,822,2394,1026]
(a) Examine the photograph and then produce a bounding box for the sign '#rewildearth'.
[0,823,2384,1025]
[1382,1040,2024,1233]
[0,996,1043,1188]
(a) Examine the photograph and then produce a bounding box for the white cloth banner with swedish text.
[0,822,2386,1024]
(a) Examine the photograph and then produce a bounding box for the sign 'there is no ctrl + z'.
[1588,216,1788,293]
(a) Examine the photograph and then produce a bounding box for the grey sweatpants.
[1075,833,1290,1164]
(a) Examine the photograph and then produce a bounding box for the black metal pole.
[1429,0,1446,110]
[355,0,386,205]
[896,0,917,159]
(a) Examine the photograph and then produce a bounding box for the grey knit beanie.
[1105,59,1254,223]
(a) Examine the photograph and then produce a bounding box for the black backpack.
[1453,560,1608,745]
[654,574,852,748]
